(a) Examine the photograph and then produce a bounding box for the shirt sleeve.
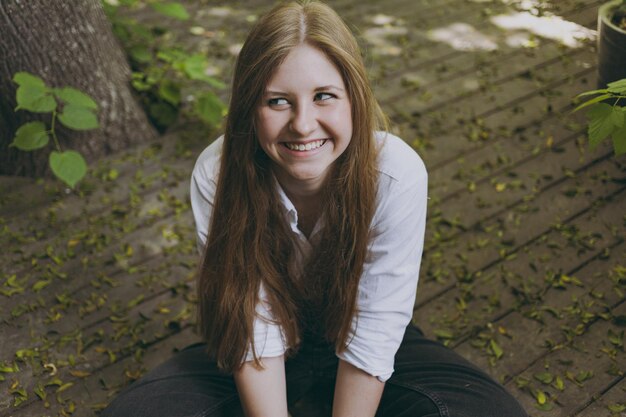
[190,150,216,255]
[336,152,428,382]
[190,140,288,363]
[244,282,290,361]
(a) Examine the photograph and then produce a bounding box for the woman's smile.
[282,139,328,153]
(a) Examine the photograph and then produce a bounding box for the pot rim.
[600,0,626,35]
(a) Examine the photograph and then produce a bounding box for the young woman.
[103,1,528,416]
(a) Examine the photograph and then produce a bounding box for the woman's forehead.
[264,44,345,93]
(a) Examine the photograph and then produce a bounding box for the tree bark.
[0,0,157,177]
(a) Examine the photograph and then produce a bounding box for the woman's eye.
[315,92,334,101]
[268,98,289,106]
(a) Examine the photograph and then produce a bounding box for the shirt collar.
[274,177,300,233]
[273,177,323,240]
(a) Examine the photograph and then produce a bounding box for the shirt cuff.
[335,314,409,382]
[336,347,394,382]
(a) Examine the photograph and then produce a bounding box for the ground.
[1,0,625,416]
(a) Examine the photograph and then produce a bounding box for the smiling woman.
[102,2,529,417]
[256,43,353,199]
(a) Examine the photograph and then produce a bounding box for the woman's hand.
[233,356,289,417]
[332,359,385,417]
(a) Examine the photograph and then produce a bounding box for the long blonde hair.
[198,0,387,372]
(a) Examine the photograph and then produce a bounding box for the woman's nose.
[289,103,318,136]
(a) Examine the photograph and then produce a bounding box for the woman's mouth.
[283,139,327,152]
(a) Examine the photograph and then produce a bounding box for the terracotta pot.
[597,0,626,88]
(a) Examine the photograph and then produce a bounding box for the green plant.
[572,78,626,156]
[103,0,226,131]
[610,0,626,30]
[10,72,99,188]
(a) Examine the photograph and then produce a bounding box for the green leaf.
[434,329,454,339]
[607,78,626,94]
[13,72,46,88]
[203,76,227,89]
[15,349,37,360]
[535,390,547,405]
[183,54,208,80]
[127,294,144,308]
[11,122,49,150]
[158,80,181,106]
[587,103,619,149]
[128,20,154,41]
[535,402,553,411]
[34,384,46,401]
[156,49,178,63]
[13,73,52,113]
[552,375,565,391]
[489,339,503,359]
[194,92,224,126]
[576,88,608,97]
[573,94,612,112]
[58,104,99,130]
[608,403,626,413]
[49,151,87,188]
[183,56,226,89]
[533,371,553,384]
[611,106,625,128]
[575,370,593,383]
[56,382,74,393]
[0,363,19,372]
[16,85,56,113]
[608,329,624,347]
[131,72,153,92]
[54,87,98,110]
[32,279,52,292]
[129,45,153,64]
[150,2,189,20]
[612,117,626,156]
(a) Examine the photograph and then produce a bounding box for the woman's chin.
[274,167,330,191]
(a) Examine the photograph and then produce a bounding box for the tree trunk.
[0,0,157,177]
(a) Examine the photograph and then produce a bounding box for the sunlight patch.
[463,79,481,92]
[228,43,243,56]
[364,26,408,38]
[490,12,596,48]
[428,23,498,51]
[505,32,539,48]
[363,24,407,56]
[207,7,233,17]
[501,0,551,14]
[370,14,396,26]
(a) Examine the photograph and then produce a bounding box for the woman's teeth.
[284,139,326,151]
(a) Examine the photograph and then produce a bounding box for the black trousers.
[102,325,528,417]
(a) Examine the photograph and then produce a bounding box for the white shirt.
[190,131,428,382]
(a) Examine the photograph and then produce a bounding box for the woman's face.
[255,43,353,193]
